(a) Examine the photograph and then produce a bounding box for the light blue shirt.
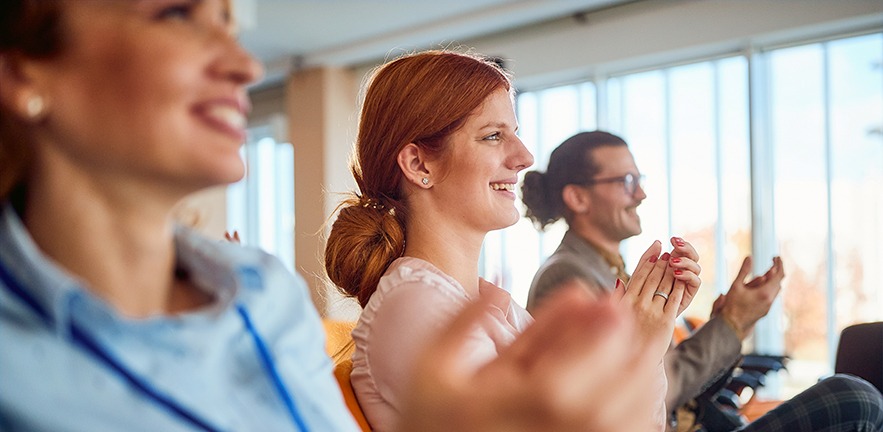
[0,204,359,432]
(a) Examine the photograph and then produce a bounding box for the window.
[767,32,883,396]
[486,31,883,397]
[227,121,296,272]
[609,57,752,320]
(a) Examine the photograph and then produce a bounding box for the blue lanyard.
[0,262,309,432]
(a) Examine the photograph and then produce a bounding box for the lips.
[194,100,249,141]
[490,183,515,191]
[205,105,246,129]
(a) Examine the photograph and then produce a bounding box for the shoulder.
[355,257,471,344]
[527,251,608,312]
[174,227,306,305]
[372,257,470,307]
[533,251,602,291]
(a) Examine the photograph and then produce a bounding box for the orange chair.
[334,357,371,431]
[322,320,371,431]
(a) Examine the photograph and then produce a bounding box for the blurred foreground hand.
[398,279,661,432]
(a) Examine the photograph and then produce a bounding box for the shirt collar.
[0,202,82,333]
[561,230,630,284]
[0,202,260,336]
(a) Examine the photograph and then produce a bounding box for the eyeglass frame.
[581,172,645,196]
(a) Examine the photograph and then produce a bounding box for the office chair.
[835,321,883,393]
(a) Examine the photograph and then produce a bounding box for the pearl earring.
[26,95,44,119]
[421,177,429,185]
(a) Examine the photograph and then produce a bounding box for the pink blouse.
[350,257,533,431]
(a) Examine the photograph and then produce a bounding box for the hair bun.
[325,198,405,307]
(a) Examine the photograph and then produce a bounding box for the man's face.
[583,146,647,242]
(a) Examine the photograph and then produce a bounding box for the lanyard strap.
[0,262,307,432]
[68,319,224,432]
[236,304,310,432]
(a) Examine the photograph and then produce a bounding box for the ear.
[0,53,50,121]
[397,143,432,188]
[562,184,591,214]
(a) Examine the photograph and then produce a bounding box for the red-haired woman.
[325,50,703,431]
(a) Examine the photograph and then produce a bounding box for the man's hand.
[713,256,785,340]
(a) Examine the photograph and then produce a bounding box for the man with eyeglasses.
[521,130,883,432]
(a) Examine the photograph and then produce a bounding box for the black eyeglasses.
[584,173,645,196]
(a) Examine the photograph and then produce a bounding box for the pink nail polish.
[671,257,681,264]
[660,252,670,261]
[674,269,683,275]
[649,255,658,263]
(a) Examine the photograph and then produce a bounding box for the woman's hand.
[668,236,701,316]
[398,282,659,432]
[613,240,685,361]
[224,230,241,244]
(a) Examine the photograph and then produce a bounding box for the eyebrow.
[479,121,519,133]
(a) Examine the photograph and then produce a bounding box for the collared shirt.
[351,257,534,432]
[0,204,358,432]
[581,236,630,286]
[526,229,621,311]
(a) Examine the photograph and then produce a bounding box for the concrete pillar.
[286,66,361,318]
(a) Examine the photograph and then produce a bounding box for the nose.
[509,135,535,172]
[210,30,265,86]
[633,182,647,201]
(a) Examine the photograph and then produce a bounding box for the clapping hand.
[712,256,784,339]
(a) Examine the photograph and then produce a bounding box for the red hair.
[324,50,512,307]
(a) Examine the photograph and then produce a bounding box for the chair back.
[835,321,883,393]
[334,358,372,432]
[322,319,371,431]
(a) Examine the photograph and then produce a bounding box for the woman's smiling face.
[427,88,535,234]
[30,0,263,195]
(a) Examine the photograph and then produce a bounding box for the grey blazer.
[527,230,742,411]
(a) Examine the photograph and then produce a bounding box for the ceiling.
[235,0,631,86]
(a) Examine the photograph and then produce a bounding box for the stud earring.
[421,177,429,185]
[26,95,44,119]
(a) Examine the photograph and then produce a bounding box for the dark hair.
[324,50,512,307]
[0,0,63,202]
[521,131,628,230]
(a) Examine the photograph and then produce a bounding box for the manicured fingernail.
[660,252,670,261]
[671,257,681,263]
[649,255,658,263]
[615,279,624,290]
[673,237,685,246]
[674,269,683,275]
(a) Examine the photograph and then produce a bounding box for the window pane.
[227,128,295,273]
[769,33,883,397]
[770,43,832,396]
[828,35,883,333]
[718,57,752,298]
[615,71,669,268]
[669,63,720,316]
[612,59,751,320]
